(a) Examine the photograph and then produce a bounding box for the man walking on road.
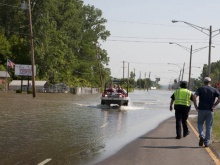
[170,81,197,139]
[194,77,220,147]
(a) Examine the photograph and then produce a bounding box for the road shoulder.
[188,110,220,160]
[95,114,219,165]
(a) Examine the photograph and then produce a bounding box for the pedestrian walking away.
[170,81,197,139]
[194,77,220,147]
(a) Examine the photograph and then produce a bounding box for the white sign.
[15,64,36,76]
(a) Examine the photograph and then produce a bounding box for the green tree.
[0,31,11,70]
[0,0,111,87]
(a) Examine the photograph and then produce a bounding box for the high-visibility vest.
[174,88,191,106]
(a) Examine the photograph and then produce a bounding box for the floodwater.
[0,90,175,165]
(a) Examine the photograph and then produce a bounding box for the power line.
[129,62,171,65]
[108,19,186,27]
[110,36,211,41]
[106,39,209,44]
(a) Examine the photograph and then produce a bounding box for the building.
[0,71,10,90]
[9,80,50,93]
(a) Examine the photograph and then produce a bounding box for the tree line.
[169,61,220,91]
[0,0,111,88]
[193,61,220,91]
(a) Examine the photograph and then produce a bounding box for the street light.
[169,42,213,89]
[168,69,180,81]
[168,62,185,82]
[168,70,180,88]
[21,0,36,97]
[184,66,200,70]
[168,66,181,84]
[168,69,179,75]
[167,62,182,69]
[172,20,220,77]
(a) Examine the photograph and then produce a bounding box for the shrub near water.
[16,89,22,93]
[27,90,32,94]
[213,110,220,142]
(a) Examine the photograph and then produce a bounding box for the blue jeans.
[198,110,214,145]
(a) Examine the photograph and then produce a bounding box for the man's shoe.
[175,136,181,139]
[205,143,211,147]
[183,131,190,137]
[199,137,204,146]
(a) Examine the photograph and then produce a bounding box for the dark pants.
[174,105,190,137]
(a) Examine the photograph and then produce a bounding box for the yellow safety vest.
[174,88,191,106]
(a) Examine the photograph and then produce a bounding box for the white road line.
[37,158,52,165]
[100,123,108,128]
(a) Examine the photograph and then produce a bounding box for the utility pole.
[181,62,185,81]
[133,68,135,90]
[27,0,36,97]
[123,61,125,79]
[172,21,220,77]
[5,57,8,92]
[188,45,192,89]
[139,71,141,89]
[208,26,212,76]
[127,62,129,84]
[149,71,151,90]
[169,42,210,87]
[144,72,146,91]
[179,70,182,85]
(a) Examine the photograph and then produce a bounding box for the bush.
[27,90,32,94]
[0,84,4,91]
[16,89,22,93]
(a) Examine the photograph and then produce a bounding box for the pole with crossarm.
[169,42,214,89]
[172,20,220,77]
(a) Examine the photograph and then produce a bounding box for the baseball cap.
[204,77,211,82]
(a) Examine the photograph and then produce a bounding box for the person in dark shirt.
[194,77,220,147]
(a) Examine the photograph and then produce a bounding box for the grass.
[213,110,220,142]
[188,109,220,143]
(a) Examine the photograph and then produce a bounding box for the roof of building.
[9,80,48,86]
[0,71,10,78]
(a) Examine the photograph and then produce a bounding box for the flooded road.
[0,90,174,165]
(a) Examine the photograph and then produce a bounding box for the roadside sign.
[15,64,36,76]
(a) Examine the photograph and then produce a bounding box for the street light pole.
[168,70,181,87]
[168,63,183,85]
[172,20,220,77]
[169,42,213,89]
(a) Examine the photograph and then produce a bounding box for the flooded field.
[0,90,174,165]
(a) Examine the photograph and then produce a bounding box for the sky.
[83,0,220,85]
